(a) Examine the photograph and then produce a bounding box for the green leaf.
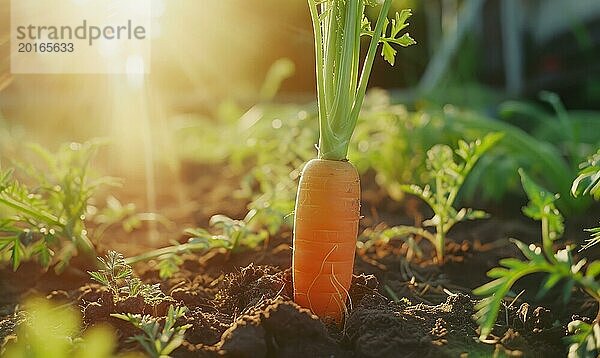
[519,169,564,238]
[0,168,14,191]
[11,239,24,271]
[89,271,110,286]
[364,8,416,66]
[572,150,600,200]
[498,257,528,270]
[474,292,507,339]
[112,305,190,356]
[158,255,183,280]
[473,277,508,297]
[519,168,555,207]
[586,260,600,278]
[565,320,600,358]
[381,42,397,65]
[31,240,53,268]
[394,10,412,33]
[486,267,509,279]
[0,236,16,252]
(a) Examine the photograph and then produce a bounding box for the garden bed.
[1,190,594,357]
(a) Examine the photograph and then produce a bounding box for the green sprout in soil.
[0,141,116,272]
[474,169,600,354]
[89,250,173,306]
[572,150,600,251]
[125,210,268,279]
[566,319,600,358]
[562,149,600,357]
[365,133,502,263]
[112,305,191,358]
[572,149,600,201]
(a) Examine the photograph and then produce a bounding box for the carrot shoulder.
[292,158,360,322]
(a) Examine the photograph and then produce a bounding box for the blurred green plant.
[347,91,590,215]
[259,58,296,102]
[175,88,600,234]
[0,141,117,272]
[352,89,600,215]
[125,210,269,279]
[112,305,191,358]
[501,92,600,169]
[91,196,174,242]
[89,251,174,306]
[92,196,141,237]
[2,298,116,358]
[474,170,600,341]
[175,101,318,235]
[496,92,600,210]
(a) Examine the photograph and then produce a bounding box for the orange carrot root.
[292,158,360,322]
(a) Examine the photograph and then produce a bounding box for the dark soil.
[0,226,574,357]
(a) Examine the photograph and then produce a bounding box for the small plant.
[572,150,600,250]
[3,297,116,358]
[125,210,268,279]
[566,320,600,358]
[474,170,600,341]
[556,150,600,356]
[91,195,172,241]
[572,149,600,201]
[112,305,191,358]
[89,250,173,306]
[379,133,502,262]
[0,141,116,272]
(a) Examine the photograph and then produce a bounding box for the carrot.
[293,0,415,322]
[293,159,360,321]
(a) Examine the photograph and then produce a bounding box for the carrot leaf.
[308,0,415,160]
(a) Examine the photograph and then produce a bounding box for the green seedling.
[375,133,502,262]
[566,320,600,358]
[474,170,600,344]
[112,305,191,358]
[88,251,173,306]
[572,150,600,251]
[0,141,116,272]
[572,149,600,200]
[125,210,268,279]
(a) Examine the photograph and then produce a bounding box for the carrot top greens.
[308,0,415,160]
